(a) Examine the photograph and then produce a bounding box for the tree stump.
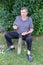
[17,37,26,54]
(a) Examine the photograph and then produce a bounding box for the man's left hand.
[21,31,28,36]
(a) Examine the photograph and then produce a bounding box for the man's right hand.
[13,25,18,30]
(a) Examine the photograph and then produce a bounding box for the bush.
[0,0,43,35]
[0,3,14,32]
[31,9,43,35]
[0,3,10,32]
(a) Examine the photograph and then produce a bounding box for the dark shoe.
[27,54,33,62]
[5,47,15,52]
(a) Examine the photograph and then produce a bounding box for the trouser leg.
[25,35,32,51]
[4,31,19,47]
[22,35,32,51]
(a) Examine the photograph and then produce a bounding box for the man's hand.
[13,25,18,30]
[22,31,28,36]
[21,29,33,36]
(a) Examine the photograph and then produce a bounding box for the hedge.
[0,0,43,35]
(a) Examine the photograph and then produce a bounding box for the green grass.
[0,33,43,65]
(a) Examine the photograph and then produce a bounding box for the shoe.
[5,47,15,52]
[27,54,33,62]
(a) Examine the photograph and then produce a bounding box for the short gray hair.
[21,7,28,12]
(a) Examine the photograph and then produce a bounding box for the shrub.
[0,0,43,35]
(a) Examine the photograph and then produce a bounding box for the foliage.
[0,0,43,35]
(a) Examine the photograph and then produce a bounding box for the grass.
[0,33,43,65]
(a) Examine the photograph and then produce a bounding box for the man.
[5,7,34,62]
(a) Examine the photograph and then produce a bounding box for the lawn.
[0,33,43,65]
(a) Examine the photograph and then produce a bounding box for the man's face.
[21,9,28,17]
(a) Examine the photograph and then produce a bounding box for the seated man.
[4,7,34,62]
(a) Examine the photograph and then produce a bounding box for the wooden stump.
[17,37,26,54]
[17,37,23,54]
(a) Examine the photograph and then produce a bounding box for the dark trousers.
[4,31,32,51]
